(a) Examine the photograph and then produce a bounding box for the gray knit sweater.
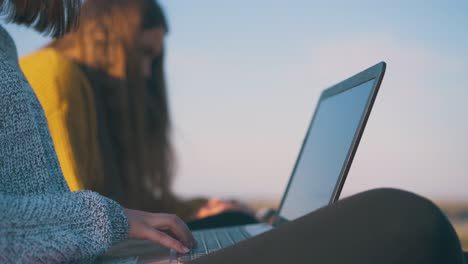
[0,25,129,263]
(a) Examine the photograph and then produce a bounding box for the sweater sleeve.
[0,191,129,263]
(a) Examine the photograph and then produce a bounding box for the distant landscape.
[249,199,468,251]
[439,202,468,250]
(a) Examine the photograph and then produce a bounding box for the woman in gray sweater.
[0,0,465,263]
[0,0,195,262]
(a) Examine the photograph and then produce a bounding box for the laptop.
[103,61,386,264]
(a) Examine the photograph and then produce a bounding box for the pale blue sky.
[2,1,467,203]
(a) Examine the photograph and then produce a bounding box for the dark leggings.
[190,188,465,264]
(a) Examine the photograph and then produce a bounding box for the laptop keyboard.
[175,226,251,263]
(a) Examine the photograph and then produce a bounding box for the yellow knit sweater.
[20,48,104,192]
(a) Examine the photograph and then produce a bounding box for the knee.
[354,188,446,224]
[352,188,464,262]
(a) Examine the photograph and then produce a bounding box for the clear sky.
[2,0,468,203]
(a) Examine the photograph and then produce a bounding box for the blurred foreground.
[439,202,468,250]
[247,198,468,250]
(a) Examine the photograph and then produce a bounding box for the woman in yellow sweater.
[20,0,253,222]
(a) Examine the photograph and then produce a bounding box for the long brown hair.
[49,0,174,210]
[0,0,80,37]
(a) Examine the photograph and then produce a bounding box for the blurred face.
[140,27,166,78]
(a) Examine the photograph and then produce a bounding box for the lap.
[190,188,465,264]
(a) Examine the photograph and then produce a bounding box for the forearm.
[0,191,128,263]
[176,198,209,221]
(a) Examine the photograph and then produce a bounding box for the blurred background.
[2,0,467,247]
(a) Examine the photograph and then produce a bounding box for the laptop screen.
[278,79,376,221]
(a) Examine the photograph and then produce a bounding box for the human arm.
[192,198,255,219]
[0,191,128,263]
[0,191,195,263]
[157,193,255,221]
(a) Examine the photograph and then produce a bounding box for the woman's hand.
[194,198,255,219]
[124,208,196,254]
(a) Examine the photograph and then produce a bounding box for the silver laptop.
[104,62,386,264]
